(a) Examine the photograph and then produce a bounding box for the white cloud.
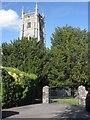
[0,9,20,30]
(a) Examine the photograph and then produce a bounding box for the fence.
[42,86,72,104]
[50,87,71,100]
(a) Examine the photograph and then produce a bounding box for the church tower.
[20,3,45,45]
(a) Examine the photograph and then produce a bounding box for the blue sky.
[1,2,88,48]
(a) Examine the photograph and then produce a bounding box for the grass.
[51,97,79,105]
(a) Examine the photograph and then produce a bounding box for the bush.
[1,66,37,108]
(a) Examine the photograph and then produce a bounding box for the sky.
[1,2,88,48]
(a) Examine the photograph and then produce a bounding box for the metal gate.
[50,87,71,103]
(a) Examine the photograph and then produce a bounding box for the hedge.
[1,66,37,108]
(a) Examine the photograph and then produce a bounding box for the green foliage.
[48,26,89,93]
[1,66,37,108]
[2,37,47,100]
[2,26,89,100]
[3,38,46,79]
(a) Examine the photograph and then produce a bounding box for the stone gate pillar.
[78,85,88,106]
[42,86,50,103]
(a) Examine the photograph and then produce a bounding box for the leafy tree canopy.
[47,26,88,92]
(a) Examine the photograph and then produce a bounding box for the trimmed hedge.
[1,66,37,108]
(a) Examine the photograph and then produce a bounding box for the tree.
[2,26,89,96]
[48,26,88,94]
[2,37,47,99]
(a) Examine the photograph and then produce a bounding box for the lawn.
[51,97,79,105]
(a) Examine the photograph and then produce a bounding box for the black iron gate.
[50,87,72,103]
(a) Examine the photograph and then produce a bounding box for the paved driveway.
[2,103,90,119]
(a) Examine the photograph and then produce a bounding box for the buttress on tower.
[20,3,45,45]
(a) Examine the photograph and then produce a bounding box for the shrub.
[1,66,37,108]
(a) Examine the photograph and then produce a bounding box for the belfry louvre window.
[27,22,31,28]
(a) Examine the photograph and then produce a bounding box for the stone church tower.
[20,3,45,45]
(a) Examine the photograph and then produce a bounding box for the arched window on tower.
[27,22,31,28]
